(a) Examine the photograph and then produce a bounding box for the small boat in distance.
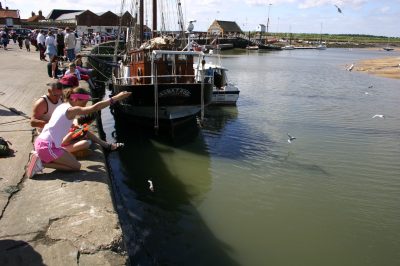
[246,45,259,50]
[383,37,394,51]
[315,23,327,50]
[316,44,327,50]
[282,45,295,50]
[282,26,295,50]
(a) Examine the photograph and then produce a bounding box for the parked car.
[101,33,116,42]
[15,28,32,37]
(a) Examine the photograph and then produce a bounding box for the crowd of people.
[1,26,133,178]
[1,26,120,54]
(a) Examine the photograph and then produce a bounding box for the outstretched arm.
[66,91,131,119]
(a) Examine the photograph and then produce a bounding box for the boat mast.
[139,0,144,44]
[266,3,272,40]
[177,0,185,49]
[152,0,157,37]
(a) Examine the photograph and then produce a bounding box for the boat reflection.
[204,106,239,133]
[104,116,239,266]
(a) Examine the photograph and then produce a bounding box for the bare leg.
[43,150,81,171]
[63,139,91,153]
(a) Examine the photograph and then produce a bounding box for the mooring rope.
[154,67,159,131]
[85,59,112,80]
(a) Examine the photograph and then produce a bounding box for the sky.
[4,0,400,37]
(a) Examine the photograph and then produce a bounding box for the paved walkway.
[0,43,127,265]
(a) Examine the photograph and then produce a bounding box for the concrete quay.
[0,43,127,265]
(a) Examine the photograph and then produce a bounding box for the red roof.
[27,15,45,22]
[0,9,19,19]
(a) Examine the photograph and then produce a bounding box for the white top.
[45,35,57,46]
[37,33,45,45]
[65,69,81,80]
[36,95,63,134]
[64,33,76,49]
[39,103,73,148]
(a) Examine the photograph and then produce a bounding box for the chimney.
[6,6,8,10]
[0,2,2,9]
[32,11,36,17]
[39,10,42,17]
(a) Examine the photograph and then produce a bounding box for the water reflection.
[203,106,239,132]
[106,117,239,266]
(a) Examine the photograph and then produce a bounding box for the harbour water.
[101,48,400,266]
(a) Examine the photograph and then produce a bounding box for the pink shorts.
[34,138,65,163]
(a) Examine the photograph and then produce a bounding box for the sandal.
[105,142,125,152]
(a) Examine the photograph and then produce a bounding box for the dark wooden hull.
[113,82,213,121]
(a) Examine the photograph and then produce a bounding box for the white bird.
[287,133,296,143]
[334,4,342,13]
[148,180,154,192]
[347,64,354,71]
[372,114,385,118]
[364,92,369,95]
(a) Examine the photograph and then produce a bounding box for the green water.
[103,48,400,266]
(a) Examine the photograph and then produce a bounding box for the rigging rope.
[86,57,114,79]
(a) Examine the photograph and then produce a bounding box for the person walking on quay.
[37,30,46,61]
[64,27,76,62]
[25,88,131,178]
[31,30,39,51]
[24,35,31,52]
[17,34,24,49]
[45,31,57,61]
[1,28,9,50]
[56,28,65,57]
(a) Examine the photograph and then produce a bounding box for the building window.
[5,18,13,27]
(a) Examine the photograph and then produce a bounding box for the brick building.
[0,2,21,28]
[51,9,134,34]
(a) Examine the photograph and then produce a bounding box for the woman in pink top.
[25,87,131,178]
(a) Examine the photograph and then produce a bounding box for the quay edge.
[0,43,128,265]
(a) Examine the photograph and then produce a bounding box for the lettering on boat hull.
[159,88,191,98]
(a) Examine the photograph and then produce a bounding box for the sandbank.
[354,56,400,80]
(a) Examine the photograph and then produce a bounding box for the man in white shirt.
[64,27,76,62]
[36,30,46,61]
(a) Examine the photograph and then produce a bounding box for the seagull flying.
[287,133,296,143]
[334,4,342,13]
[372,114,385,118]
[148,180,154,192]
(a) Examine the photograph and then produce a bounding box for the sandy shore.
[354,56,400,79]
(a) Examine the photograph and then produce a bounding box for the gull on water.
[372,114,385,118]
[287,133,296,143]
[347,64,354,71]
